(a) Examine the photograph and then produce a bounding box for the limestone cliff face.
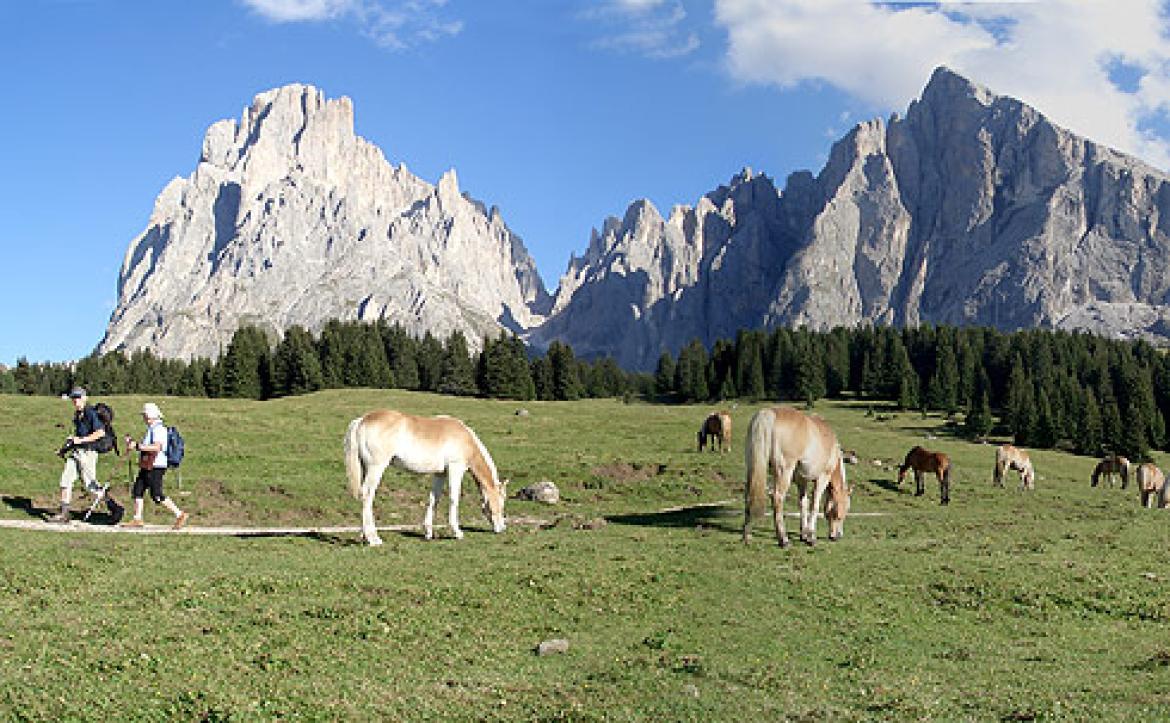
[101,70,1170,371]
[100,84,550,359]
[543,67,1170,369]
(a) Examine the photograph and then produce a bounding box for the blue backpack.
[166,426,185,468]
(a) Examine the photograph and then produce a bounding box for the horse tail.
[345,416,365,500]
[744,409,773,521]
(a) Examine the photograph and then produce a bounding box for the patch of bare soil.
[591,462,668,483]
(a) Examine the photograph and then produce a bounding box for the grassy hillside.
[1,391,1169,720]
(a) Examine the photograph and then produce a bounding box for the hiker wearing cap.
[122,402,188,530]
[51,388,124,524]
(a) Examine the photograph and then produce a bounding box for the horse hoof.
[777,537,790,548]
[829,534,840,542]
[803,537,816,547]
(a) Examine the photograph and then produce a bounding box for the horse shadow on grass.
[870,477,908,495]
[606,503,741,534]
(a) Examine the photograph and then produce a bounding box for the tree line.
[4,321,1169,461]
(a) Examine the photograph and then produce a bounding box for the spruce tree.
[220,325,270,399]
[547,341,584,401]
[272,325,324,396]
[654,352,676,399]
[1076,388,1103,456]
[438,331,477,396]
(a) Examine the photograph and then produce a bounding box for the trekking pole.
[83,485,108,521]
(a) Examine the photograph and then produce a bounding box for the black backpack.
[92,402,119,455]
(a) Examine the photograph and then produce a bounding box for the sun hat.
[142,402,163,420]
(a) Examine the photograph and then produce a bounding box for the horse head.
[825,454,851,541]
[479,476,508,533]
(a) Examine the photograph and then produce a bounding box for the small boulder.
[535,638,570,656]
[517,480,560,504]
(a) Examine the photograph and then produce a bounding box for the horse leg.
[423,473,445,540]
[771,463,795,548]
[915,470,924,496]
[361,462,389,547]
[447,463,466,540]
[804,474,831,546]
[939,470,950,506]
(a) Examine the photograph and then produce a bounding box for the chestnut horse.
[1135,463,1166,508]
[698,411,732,453]
[993,444,1035,490]
[344,410,507,545]
[1091,455,1131,489]
[897,446,952,505]
[743,407,850,547]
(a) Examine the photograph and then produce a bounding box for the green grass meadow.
[2,390,1170,720]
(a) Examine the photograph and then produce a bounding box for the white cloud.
[714,0,1170,168]
[583,0,700,59]
[239,0,460,49]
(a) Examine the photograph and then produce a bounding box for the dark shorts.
[132,467,167,504]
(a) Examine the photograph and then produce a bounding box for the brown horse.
[698,411,732,453]
[743,407,850,547]
[1135,463,1166,508]
[1091,455,1130,488]
[993,444,1035,490]
[897,446,952,505]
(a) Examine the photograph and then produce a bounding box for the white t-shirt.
[143,422,169,469]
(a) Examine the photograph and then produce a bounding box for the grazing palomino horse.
[1091,455,1131,488]
[743,407,850,547]
[897,446,952,505]
[1135,463,1166,508]
[993,444,1035,490]
[698,411,732,453]
[344,410,507,545]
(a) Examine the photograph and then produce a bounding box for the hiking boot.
[172,512,189,531]
[107,500,125,525]
[121,518,144,528]
[47,504,71,524]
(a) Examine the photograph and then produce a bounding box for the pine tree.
[547,341,584,401]
[792,333,825,407]
[416,333,444,392]
[1034,390,1057,449]
[530,356,554,400]
[220,325,271,399]
[928,342,959,414]
[965,388,993,440]
[438,331,477,396]
[653,352,676,400]
[272,325,324,396]
[1076,388,1103,456]
[382,323,420,390]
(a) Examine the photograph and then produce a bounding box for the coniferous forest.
[4,322,1169,461]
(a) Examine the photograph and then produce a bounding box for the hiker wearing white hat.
[122,401,188,530]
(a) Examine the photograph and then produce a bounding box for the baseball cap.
[62,387,87,400]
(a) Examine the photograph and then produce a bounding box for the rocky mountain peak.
[100,84,549,360]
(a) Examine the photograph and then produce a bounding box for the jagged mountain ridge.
[540,67,1170,369]
[100,70,1170,371]
[100,84,550,360]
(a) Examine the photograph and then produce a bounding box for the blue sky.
[3,0,1170,365]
